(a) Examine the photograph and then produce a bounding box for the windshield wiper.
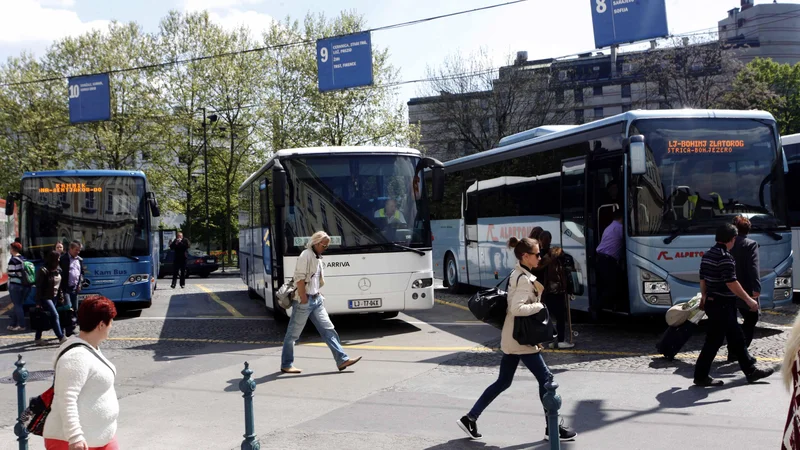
[342,242,426,256]
[750,224,783,241]
[663,226,689,245]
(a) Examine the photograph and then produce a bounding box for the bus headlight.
[124,274,150,285]
[775,270,792,289]
[412,278,433,289]
[644,281,670,294]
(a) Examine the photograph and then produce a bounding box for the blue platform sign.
[590,0,669,49]
[316,31,373,92]
[68,73,111,124]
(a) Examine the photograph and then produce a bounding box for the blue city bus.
[5,170,161,309]
[430,110,792,316]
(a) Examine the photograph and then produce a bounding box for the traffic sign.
[590,0,669,49]
[68,73,111,124]
[316,31,374,92]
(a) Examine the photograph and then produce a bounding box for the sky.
[0,0,793,108]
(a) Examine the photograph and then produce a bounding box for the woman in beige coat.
[457,237,577,443]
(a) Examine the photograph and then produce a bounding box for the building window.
[621,84,631,98]
[555,90,564,104]
[622,104,632,113]
[575,109,584,124]
[320,203,329,233]
[593,86,603,96]
[659,101,671,109]
[106,190,114,213]
[594,107,604,118]
[574,89,584,103]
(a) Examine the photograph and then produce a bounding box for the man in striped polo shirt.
[693,223,773,387]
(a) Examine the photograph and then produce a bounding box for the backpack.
[468,271,524,329]
[19,342,114,436]
[21,260,36,286]
[275,253,314,309]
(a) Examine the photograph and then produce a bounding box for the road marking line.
[0,303,13,315]
[128,316,274,321]
[763,310,795,317]
[197,284,243,318]
[435,299,470,312]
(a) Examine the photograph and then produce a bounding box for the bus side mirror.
[4,194,14,216]
[432,167,444,202]
[273,169,286,208]
[146,192,161,217]
[629,135,646,176]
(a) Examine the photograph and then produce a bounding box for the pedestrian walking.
[59,241,84,310]
[169,232,190,289]
[539,231,574,349]
[281,231,361,374]
[34,251,66,346]
[693,224,773,387]
[457,236,577,442]
[43,295,119,450]
[727,215,760,363]
[6,242,29,331]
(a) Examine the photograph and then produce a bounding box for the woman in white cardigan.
[44,295,119,450]
[457,237,577,443]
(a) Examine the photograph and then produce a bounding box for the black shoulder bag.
[512,279,557,346]
[468,270,524,329]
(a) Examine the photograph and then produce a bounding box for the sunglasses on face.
[527,252,541,258]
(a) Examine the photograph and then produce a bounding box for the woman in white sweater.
[457,237,577,443]
[44,295,119,450]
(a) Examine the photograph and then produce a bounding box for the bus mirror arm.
[272,168,287,208]
[4,192,17,216]
[628,135,647,176]
[146,192,161,217]
[432,166,445,202]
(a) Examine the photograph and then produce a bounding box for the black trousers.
[172,262,187,287]
[544,292,567,343]
[727,302,759,360]
[694,298,755,381]
[595,253,619,312]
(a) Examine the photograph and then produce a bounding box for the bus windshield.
[629,118,787,236]
[21,176,149,260]
[281,155,429,255]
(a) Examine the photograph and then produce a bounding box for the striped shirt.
[7,256,24,284]
[699,243,737,299]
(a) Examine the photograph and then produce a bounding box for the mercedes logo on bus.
[358,278,371,291]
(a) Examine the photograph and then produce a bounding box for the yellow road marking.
[197,315,271,319]
[435,299,470,312]
[763,310,795,317]
[197,284,243,318]
[0,334,781,362]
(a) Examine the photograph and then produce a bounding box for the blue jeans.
[468,352,553,421]
[8,283,28,328]
[281,294,349,369]
[34,298,64,341]
[64,288,77,310]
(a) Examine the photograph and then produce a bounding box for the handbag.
[275,253,314,309]
[468,271,524,329]
[29,306,52,332]
[19,343,114,435]
[513,307,557,346]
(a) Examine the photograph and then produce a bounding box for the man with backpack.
[7,242,33,331]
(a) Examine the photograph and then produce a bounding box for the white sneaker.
[557,342,575,349]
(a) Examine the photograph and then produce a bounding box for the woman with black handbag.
[33,251,66,346]
[457,236,577,443]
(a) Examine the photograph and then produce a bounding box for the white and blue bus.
[5,170,161,309]
[783,132,800,292]
[431,110,792,316]
[238,146,444,318]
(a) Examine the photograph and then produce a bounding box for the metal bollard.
[13,355,29,450]
[542,375,562,450]
[239,362,260,450]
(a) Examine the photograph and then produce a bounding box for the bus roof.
[240,146,422,192]
[782,133,800,145]
[22,170,147,179]
[445,109,777,172]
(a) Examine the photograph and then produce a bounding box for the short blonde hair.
[307,231,331,249]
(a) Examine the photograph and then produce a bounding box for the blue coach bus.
[430,110,792,316]
[5,170,161,309]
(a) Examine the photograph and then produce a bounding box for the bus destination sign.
[667,140,746,155]
[38,183,103,194]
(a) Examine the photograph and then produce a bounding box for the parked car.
[159,250,219,278]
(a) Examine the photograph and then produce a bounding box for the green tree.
[721,58,800,135]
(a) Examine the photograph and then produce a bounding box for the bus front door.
[464,180,480,286]
[560,157,590,313]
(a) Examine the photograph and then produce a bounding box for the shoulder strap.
[494,270,514,289]
[53,343,115,385]
[504,271,525,291]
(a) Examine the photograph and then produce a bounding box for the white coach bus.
[783,132,800,292]
[238,147,444,318]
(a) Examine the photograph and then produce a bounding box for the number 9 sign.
[320,47,328,63]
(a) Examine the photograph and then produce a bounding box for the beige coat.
[292,248,325,299]
[501,263,546,355]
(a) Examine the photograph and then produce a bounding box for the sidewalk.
[0,344,787,450]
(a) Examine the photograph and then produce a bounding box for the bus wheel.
[445,254,462,294]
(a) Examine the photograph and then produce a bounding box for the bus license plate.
[348,299,382,309]
[78,293,98,301]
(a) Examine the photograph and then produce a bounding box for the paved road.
[0,277,793,449]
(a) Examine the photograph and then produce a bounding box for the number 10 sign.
[316,31,374,92]
[68,73,111,124]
